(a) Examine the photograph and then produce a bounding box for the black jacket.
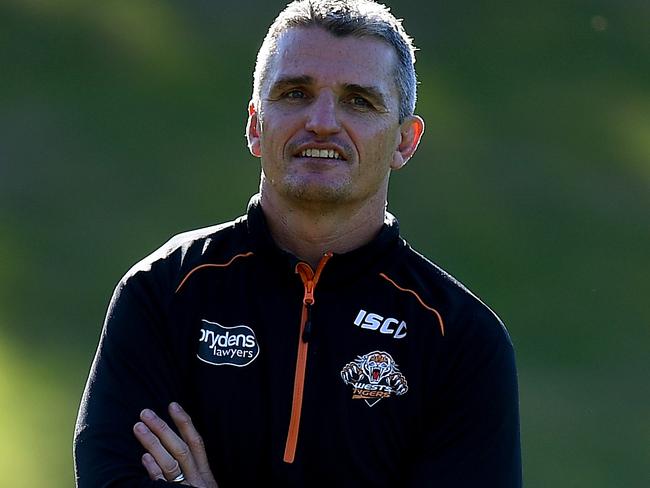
[74,195,521,487]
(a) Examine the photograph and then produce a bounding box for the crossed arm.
[133,402,217,487]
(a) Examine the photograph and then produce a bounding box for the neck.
[259,190,387,268]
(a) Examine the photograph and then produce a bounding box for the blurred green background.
[1,0,648,486]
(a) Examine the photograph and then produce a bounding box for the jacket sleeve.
[407,307,522,487]
[74,269,189,488]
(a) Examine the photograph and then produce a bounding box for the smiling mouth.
[299,148,342,160]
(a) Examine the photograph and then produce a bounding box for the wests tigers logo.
[340,351,408,407]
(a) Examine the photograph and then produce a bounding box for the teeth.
[300,148,341,159]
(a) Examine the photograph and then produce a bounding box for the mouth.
[372,369,380,382]
[292,142,349,162]
[298,148,342,160]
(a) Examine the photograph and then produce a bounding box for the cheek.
[353,123,398,157]
[260,113,299,153]
[357,130,397,165]
[259,126,283,157]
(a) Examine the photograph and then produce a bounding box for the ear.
[391,115,425,170]
[246,100,262,158]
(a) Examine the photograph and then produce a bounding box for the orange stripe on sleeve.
[175,252,254,293]
[379,272,445,336]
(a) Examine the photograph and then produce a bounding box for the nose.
[305,90,341,136]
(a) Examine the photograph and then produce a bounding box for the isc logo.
[353,309,407,339]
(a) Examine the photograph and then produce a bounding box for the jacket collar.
[244,193,404,285]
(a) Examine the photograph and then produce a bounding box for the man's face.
[247,27,423,208]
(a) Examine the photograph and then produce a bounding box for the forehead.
[266,27,399,97]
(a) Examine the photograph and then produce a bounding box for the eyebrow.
[268,75,314,95]
[268,76,389,109]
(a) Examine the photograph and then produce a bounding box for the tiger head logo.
[361,351,394,384]
[340,350,408,407]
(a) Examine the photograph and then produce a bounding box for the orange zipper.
[283,252,333,464]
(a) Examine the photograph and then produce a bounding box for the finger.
[169,402,218,484]
[141,453,165,481]
[134,416,194,482]
[139,409,201,477]
[133,421,183,481]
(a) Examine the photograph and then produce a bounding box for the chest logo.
[353,309,407,339]
[340,350,408,407]
[197,319,260,367]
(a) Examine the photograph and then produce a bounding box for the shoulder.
[119,215,249,293]
[388,242,512,347]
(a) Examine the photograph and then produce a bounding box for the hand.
[133,402,218,487]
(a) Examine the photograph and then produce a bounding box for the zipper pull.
[302,280,314,343]
[302,303,313,342]
[295,252,332,344]
[303,279,315,306]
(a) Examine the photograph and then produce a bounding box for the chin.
[283,180,352,204]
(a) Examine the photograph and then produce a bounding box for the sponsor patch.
[197,319,260,367]
[340,350,408,407]
[353,309,407,339]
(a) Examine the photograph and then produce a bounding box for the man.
[74,1,522,486]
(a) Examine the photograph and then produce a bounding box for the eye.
[284,89,307,100]
[345,95,374,110]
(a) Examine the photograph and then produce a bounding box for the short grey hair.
[252,0,418,122]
